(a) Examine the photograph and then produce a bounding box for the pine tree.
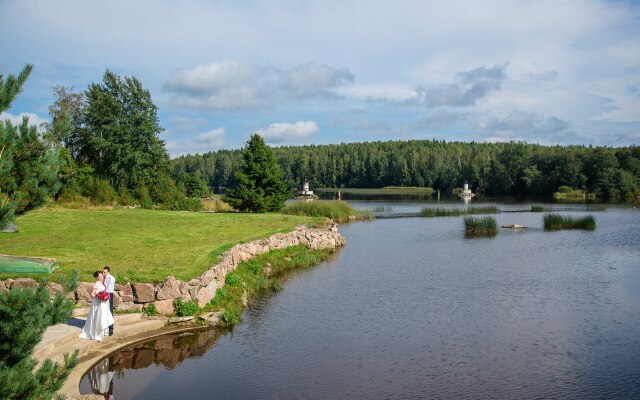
[1,65,63,230]
[224,134,290,212]
[0,272,80,400]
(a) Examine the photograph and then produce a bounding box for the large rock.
[154,299,175,314]
[132,349,155,369]
[132,283,155,303]
[195,281,218,307]
[0,281,7,293]
[113,292,123,307]
[11,278,38,289]
[116,302,144,312]
[76,282,95,302]
[156,276,182,300]
[1,221,18,233]
[46,282,64,298]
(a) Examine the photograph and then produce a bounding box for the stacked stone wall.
[1,224,344,314]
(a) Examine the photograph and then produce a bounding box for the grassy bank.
[203,245,335,327]
[1,208,316,283]
[464,216,498,236]
[543,214,596,230]
[282,200,373,221]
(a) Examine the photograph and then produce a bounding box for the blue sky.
[1,0,639,157]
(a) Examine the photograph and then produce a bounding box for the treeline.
[172,141,640,200]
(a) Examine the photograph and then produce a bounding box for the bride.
[79,270,115,342]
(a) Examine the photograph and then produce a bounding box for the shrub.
[531,205,549,212]
[143,303,158,316]
[174,298,200,317]
[83,177,117,205]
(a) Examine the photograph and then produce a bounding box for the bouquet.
[96,291,110,301]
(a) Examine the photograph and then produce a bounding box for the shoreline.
[34,224,345,398]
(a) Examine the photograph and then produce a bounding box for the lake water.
[80,198,640,399]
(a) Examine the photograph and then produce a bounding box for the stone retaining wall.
[1,224,344,315]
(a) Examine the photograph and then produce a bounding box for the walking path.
[34,310,198,399]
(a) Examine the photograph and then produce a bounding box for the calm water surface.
[81,200,640,399]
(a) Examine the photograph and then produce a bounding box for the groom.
[102,266,116,336]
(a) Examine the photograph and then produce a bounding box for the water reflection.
[86,358,114,399]
[80,328,221,396]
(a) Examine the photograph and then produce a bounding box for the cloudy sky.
[1,0,639,157]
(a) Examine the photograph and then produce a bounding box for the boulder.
[154,299,175,315]
[132,283,155,303]
[1,221,18,233]
[113,292,123,307]
[116,302,144,312]
[156,276,182,300]
[76,282,95,302]
[11,278,38,289]
[0,281,7,292]
[46,282,64,298]
[195,281,218,307]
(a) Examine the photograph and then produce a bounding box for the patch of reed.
[421,207,465,217]
[467,206,500,214]
[543,213,596,230]
[282,200,372,221]
[464,216,498,236]
[531,205,551,212]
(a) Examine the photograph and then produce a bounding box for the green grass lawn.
[0,208,316,283]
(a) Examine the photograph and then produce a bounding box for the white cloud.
[165,128,225,156]
[475,111,570,140]
[0,112,49,131]
[165,60,354,111]
[166,60,259,95]
[257,121,319,144]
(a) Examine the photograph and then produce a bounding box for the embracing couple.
[79,266,116,342]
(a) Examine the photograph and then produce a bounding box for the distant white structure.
[297,179,318,200]
[459,182,474,198]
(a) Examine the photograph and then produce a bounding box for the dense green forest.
[171,141,640,200]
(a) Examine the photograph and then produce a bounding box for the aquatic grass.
[464,216,498,236]
[467,206,500,214]
[544,214,596,230]
[282,200,372,221]
[421,207,465,217]
[203,245,335,328]
[586,204,607,211]
[531,205,551,212]
[421,206,500,217]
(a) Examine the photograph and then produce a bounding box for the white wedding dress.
[79,281,115,342]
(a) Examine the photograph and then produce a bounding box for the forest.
[171,140,640,200]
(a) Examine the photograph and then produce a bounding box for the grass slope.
[0,208,315,283]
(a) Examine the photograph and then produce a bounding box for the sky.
[1,0,639,157]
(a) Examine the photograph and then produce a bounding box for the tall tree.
[223,134,289,212]
[1,65,63,230]
[83,70,169,192]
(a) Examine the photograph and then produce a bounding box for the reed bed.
[464,216,498,236]
[531,205,551,212]
[421,206,500,217]
[543,213,596,230]
[282,200,372,221]
[468,206,500,214]
[421,207,465,217]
